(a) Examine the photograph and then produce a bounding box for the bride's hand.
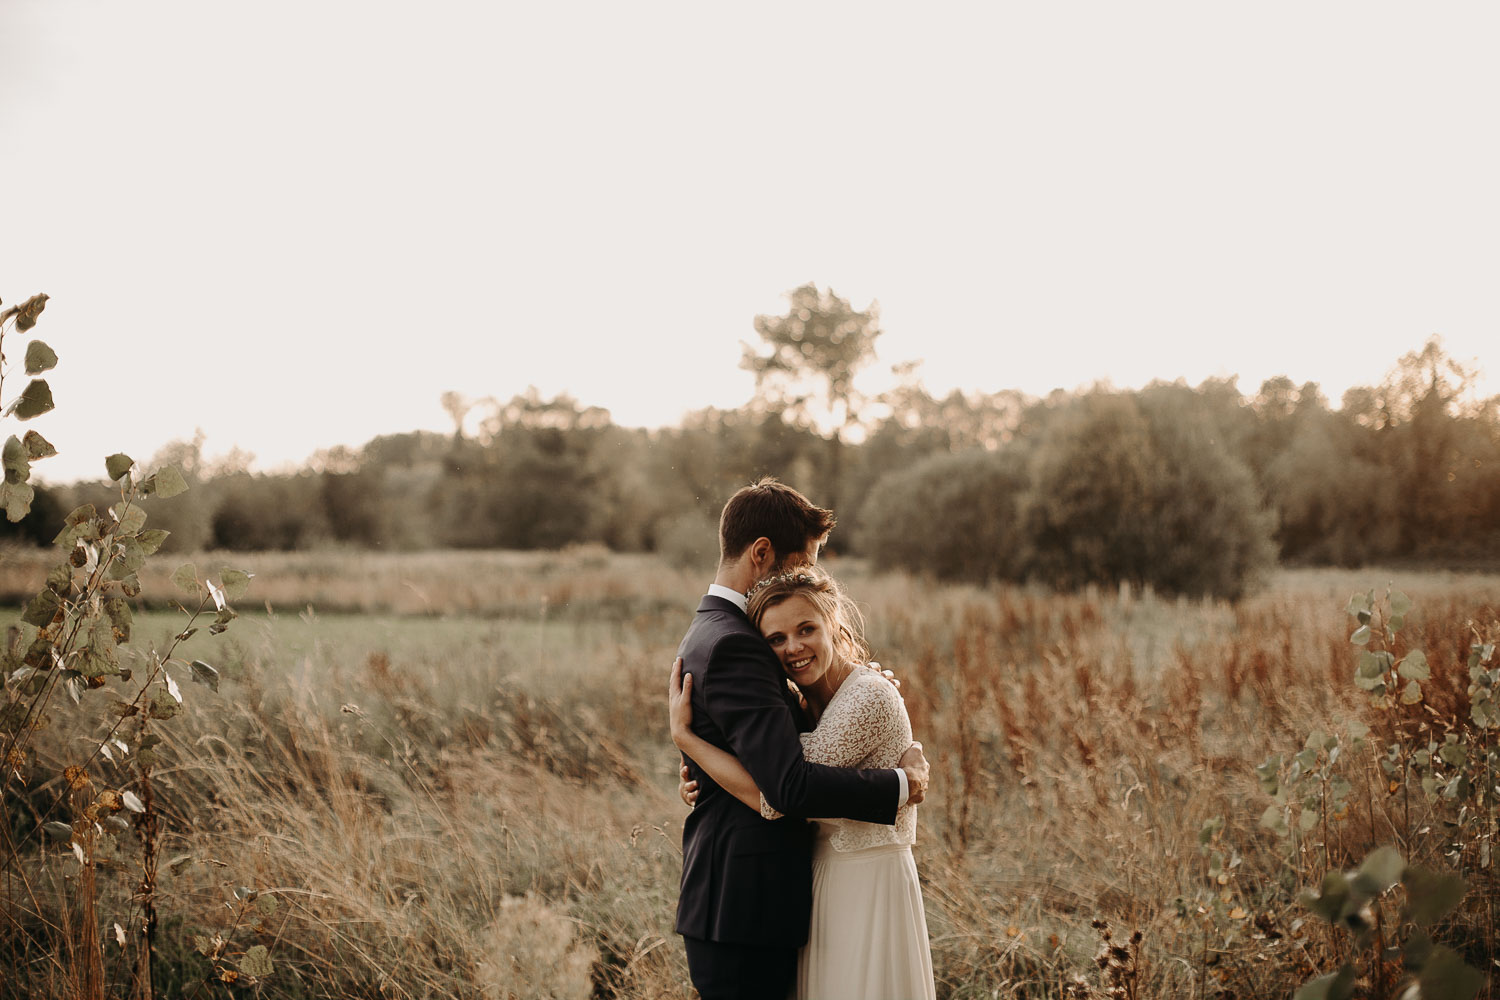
[669,656,695,748]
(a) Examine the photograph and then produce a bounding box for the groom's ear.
[748,536,775,573]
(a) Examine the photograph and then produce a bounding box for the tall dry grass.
[2,550,1498,997]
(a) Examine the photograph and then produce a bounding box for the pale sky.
[3,1,1496,483]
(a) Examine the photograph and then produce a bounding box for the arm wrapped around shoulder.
[703,634,898,824]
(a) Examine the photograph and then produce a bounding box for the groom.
[673,478,930,1000]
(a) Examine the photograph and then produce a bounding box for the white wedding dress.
[761,665,936,1000]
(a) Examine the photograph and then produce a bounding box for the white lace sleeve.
[758,668,904,820]
[799,669,904,767]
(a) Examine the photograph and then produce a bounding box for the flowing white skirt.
[796,841,936,1000]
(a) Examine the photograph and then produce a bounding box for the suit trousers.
[683,935,798,1000]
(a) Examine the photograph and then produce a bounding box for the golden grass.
[3,552,1498,998]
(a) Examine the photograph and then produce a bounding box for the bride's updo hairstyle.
[746,566,871,671]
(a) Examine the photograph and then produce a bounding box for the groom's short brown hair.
[718,477,836,563]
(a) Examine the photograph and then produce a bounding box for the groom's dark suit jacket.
[675,594,898,949]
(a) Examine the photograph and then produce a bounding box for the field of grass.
[2,546,1499,998]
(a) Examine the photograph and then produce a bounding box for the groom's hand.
[870,660,901,690]
[898,742,929,805]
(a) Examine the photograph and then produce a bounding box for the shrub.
[1019,390,1276,600]
[857,448,1028,582]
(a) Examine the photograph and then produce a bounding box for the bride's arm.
[670,661,765,813]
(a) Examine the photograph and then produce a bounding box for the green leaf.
[1292,963,1355,1000]
[108,537,145,579]
[172,563,199,595]
[239,944,274,978]
[85,618,120,673]
[1255,754,1282,795]
[2,436,28,484]
[1352,845,1404,896]
[1390,590,1413,617]
[1259,803,1289,837]
[1404,867,1466,926]
[1473,699,1496,729]
[21,589,62,628]
[0,481,34,522]
[10,379,54,420]
[22,430,56,460]
[1346,592,1373,616]
[147,688,180,720]
[137,529,170,555]
[1350,625,1372,645]
[1356,651,1383,678]
[111,502,147,536]
[219,569,253,602]
[189,659,220,693]
[1402,649,1430,681]
[104,598,132,644]
[1414,945,1483,1000]
[43,821,74,842]
[152,465,188,499]
[105,453,134,482]
[23,340,57,375]
[1438,743,1467,767]
[45,562,73,596]
[52,504,99,548]
[11,293,48,332]
[77,644,118,679]
[1401,679,1423,704]
[1301,870,1352,924]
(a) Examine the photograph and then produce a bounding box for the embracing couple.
[667,478,936,1000]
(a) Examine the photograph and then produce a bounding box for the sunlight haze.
[2,0,1495,483]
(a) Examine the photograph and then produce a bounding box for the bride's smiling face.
[758,595,838,689]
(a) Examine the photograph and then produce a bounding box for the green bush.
[1019,390,1276,600]
[857,448,1028,582]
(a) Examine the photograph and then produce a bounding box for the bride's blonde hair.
[746,566,871,670]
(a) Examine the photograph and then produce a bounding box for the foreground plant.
[1254,587,1494,999]
[1,291,259,997]
[1294,846,1478,1000]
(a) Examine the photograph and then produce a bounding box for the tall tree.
[742,283,882,508]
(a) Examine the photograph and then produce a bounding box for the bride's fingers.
[670,656,683,696]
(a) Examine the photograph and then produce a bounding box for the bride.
[670,567,936,1000]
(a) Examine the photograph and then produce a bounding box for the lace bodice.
[760,664,917,852]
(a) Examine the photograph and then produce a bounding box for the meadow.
[2,546,1498,998]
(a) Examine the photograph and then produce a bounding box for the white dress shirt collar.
[706,583,748,614]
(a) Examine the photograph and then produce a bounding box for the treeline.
[5,334,1498,598]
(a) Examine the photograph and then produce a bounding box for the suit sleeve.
[701,632,898,825]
